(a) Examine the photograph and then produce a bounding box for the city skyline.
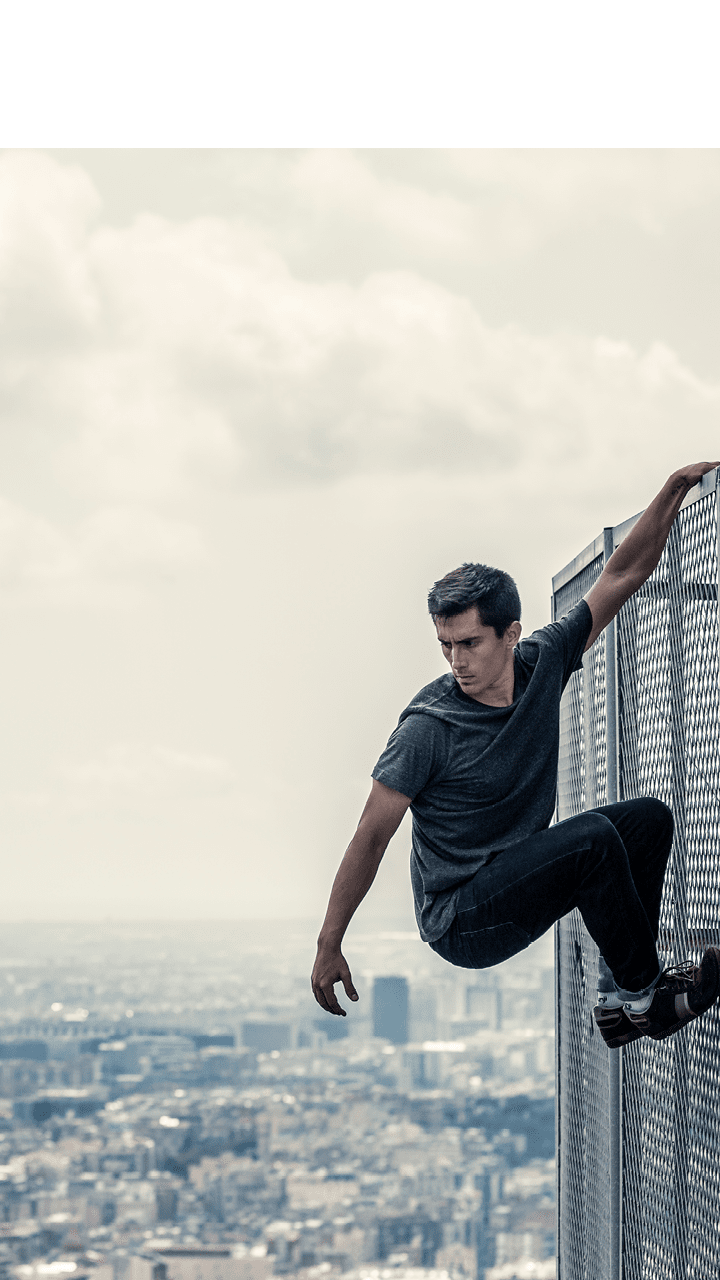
[0,914,559,1280]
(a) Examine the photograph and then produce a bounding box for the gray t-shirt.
[371,600,593,943]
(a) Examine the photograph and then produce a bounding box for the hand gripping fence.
[552,467,720,1280]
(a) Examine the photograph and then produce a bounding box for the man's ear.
[506,621,522,646]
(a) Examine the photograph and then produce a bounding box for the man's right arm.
[311,779,412,1016]
[583,461,718,651]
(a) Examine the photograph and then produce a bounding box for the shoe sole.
[593,1005,644,1049]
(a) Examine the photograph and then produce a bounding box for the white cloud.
[0,745,236,820]
[286,150,477,257]
[58,743,236,808]
[219,149,720,273]
[0,498,204,606]
[0,150,101,347]
[3,149,720,923]
[1,149,719,604]
[428,150,720,237]
[57,215,720,494]
[77,506,204,581]
[0,499,77,595]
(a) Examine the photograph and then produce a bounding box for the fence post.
[604,528,623,1280]
[667,520,690,1280]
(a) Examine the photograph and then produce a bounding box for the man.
[311,462,720,1049]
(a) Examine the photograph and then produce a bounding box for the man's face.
[434,607,520,703]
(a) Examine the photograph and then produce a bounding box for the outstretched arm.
[311,779,412,1016]
[583,461,719,652]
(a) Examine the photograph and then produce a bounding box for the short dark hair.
[427,563,521,639]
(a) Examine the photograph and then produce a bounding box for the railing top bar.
[680,463,719,508]
[611,469,718,551]
[552,468,719,596]
[551,531,605,594]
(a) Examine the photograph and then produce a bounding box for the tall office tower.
[373,975,409,1044]
[552,470,720,1280]
[409,984,437,1041]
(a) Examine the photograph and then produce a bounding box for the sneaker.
[624,947,720,1042]
[593,1001,644,1049]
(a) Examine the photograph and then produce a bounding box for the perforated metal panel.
[554,470,720,1280]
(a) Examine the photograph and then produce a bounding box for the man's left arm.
[583,461,719,652]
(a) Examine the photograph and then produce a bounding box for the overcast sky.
[1,148,719,927]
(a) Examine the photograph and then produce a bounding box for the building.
[553,467,720,1279]
[372,975,409,1044]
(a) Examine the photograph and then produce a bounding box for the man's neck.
[468,665,516,707]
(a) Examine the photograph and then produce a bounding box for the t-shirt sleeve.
[371,713,449,801]
[524,599,593,689]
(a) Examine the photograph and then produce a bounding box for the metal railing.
[553,467,720,1280]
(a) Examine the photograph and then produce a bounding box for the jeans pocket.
[456,920,532,968]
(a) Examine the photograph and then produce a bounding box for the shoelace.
[657,960,698,990]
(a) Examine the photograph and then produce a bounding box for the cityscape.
[0,921,557,1280]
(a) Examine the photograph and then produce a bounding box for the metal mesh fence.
[554,471,720,1280]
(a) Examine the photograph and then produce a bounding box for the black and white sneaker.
[593,995,644,1049]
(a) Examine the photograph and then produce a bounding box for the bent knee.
[577,812,619,842]
[636,796,674,841]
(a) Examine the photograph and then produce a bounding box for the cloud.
[1,149,719,536]
[57,743,236,809]
[57,230,720,490]
[0,498,204,606]
[418,150,720,238]
[217,149,720,272]
[0,745,236,818]
[0,150,101,350]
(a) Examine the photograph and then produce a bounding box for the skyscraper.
[373,975,409,1044]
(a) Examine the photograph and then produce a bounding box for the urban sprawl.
[0,923,557,1280]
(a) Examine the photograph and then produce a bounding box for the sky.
[1,147,720,927]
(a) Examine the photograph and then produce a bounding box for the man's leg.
[590,798,720,1042]
[430,797,720,1045]
[590,796,674,956]
[588,798,672,1045]
[430,807,663,993]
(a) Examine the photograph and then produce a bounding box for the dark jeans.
[430,797,674,995]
